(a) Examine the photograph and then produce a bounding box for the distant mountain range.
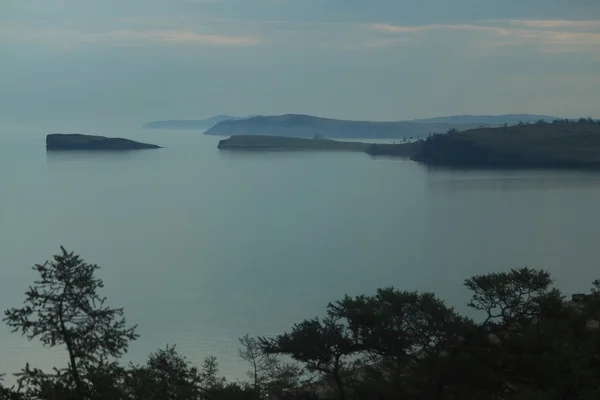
[142,115,240,130]
[143,113,560,139]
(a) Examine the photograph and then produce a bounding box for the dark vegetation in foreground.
[2,248,600,399]
[367,118,600,167]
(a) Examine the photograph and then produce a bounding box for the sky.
[1,0,600,128]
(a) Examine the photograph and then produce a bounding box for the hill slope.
[413,121,600,167]
[143,115,239,130]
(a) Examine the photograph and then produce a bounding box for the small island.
[46,134,161,151]
[217,135,370,152]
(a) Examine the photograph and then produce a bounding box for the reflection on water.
[46,149,155,163]
[427,172,600,191]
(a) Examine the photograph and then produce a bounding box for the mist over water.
[2,126,600,378]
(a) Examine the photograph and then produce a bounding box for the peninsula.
[410,120,600,168]
[46,134,161,150]
[217,135,369,152]
[223,119,600,168]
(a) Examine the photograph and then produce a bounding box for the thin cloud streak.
[367,37,411,48]
[507,19,600,29]
[369,23,504,34]
[0,23,259,47]
[110,29,259,45]
[368,19,600,53]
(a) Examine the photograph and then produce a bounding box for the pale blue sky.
[1,0,599,128]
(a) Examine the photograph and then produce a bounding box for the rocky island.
[217,135,370,152]
[46,134,161,151]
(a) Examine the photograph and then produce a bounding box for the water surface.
[1,128,600,378]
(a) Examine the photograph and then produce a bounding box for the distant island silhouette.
[46,134,161,151]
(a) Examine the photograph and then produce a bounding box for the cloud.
[369,23,504,34]
[368,19,600,53]
[507,19,600,29]
[366,37,411,48]
[0,22,259,48]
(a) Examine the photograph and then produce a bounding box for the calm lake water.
[2,127,600,378]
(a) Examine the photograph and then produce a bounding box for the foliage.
[124,345,203,400]
[260,317,358,400]
[239,334,301,398]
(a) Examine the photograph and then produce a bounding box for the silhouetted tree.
[0,376,21,400]
[328,288,482,400]
[3,247,138,400]
[260,317,358,400]
[465,268,600,398]
[239,334,301,398]
[124,345,202,400]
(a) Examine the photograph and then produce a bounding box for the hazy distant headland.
[46,134,161,150]
[143,115,240,130]
[205,114,478,139]
[143,113,559,139]
[203,114,560,139]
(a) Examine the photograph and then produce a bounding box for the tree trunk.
[332,360,346,400]
[59,299,85,400]
[64,332,85,400]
